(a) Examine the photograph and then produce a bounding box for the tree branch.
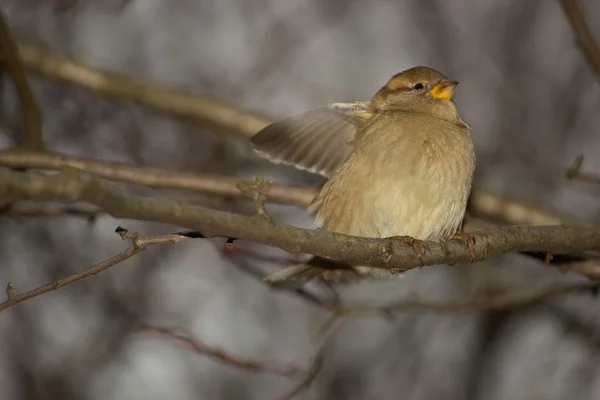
[136,323,306,378]
[560,0,600,82]
[0,12,44,151]
[16,41,270,139]
[0,227,190,312]
[0,150,315,208]
[1,169,599,273]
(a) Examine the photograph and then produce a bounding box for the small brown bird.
[251,66,475,283]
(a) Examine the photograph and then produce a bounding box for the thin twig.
[3,204,104,220]
[567,154,600,184]
[278,314,345,400]
[343,282,599,316]
[560,0,600,82]
[237,176,274,222]
[0,12,44,151]
[221,253,340,312]
[136,323,305,378]
[0,227,190,312]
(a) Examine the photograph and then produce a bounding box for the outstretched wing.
[250,101,371,177]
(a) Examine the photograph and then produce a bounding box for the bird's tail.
[264,256,363,284]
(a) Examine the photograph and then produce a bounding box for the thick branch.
[1,169,599,272]
[560,0,600,82]
[0,13,44,151]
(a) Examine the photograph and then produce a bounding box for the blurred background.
[1,0,600,399]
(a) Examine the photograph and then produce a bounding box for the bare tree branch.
[136,323,306,378]
[16,41,270,139]
[1,169,600,274]
[0,227,190,312]
[0,150,315,207]
[560,0,600,82]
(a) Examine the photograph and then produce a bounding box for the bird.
[250,66,476,284]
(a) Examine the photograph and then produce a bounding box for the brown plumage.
[250,66,476,283]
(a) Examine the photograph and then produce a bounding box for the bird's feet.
[447,232,476,263]
[388,235,425,267]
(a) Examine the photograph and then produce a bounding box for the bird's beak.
[430,80,458,101]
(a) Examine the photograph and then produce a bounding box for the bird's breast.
[310,113,475,241]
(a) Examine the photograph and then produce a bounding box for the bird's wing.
[250,101,371,177]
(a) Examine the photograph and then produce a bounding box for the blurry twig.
[221,253,340,312]
[343,282,599,316]
[567,154,600,184]
[467,188,581,226]
[16,41,270,139]
[137,323,306,378]
[277,314,345,400]
[0,227,190,312]
[563,259,600,280]
[3,204,104,220]
[560,0,600,82]
[0,12,44,151]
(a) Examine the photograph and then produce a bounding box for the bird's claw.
[448,232,476,263]
[389,235,425,267]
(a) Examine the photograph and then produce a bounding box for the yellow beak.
[430,80,458,101]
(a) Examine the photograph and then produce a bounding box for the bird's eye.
[413,83,424,90]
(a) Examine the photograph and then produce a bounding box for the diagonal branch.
[560,0,600,82]
[567,154,600,185]
[137,323,306,378]
[16,41,270,139]
[1,169,600,273]
[0,227,190,312]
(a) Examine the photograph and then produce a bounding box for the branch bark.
[1,169,599,273]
